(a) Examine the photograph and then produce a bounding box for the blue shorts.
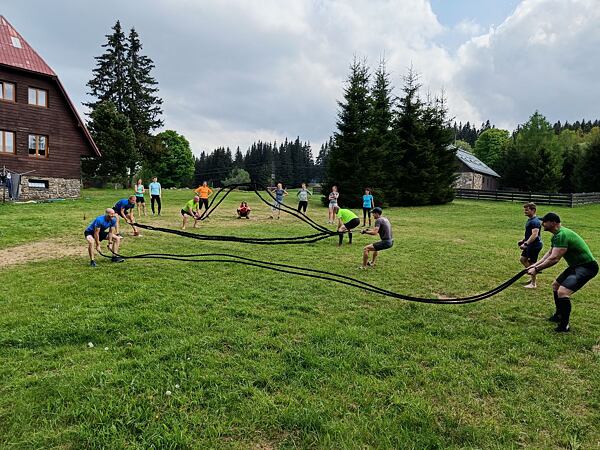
[521,244,542,262]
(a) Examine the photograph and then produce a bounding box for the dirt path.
[0,237,83,268]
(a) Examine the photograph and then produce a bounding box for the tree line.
[459,112,600,193]
[194,138,331,188]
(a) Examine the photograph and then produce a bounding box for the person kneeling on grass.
[113,195,141,237]
[237,201,251,219]
[181,196,201,229]
[334,205,360,245]
[84,208,124,267]
[359,207,393,269]
[527,212,598,332]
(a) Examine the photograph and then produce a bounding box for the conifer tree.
[125,27,163,152]
[324,58,371,207]
[86,21,128,112]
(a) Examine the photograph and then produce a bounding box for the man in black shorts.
[527,212,598,332]
[518,202,543,289]
[359,207,393,268]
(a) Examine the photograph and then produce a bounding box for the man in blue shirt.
[113,195,140,236]
[84,208,124,267]
[149,176,162,215]
[518,202,543,288]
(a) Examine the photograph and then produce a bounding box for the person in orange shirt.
[194,181,213,213]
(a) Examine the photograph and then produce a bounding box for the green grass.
[1,189,600,449]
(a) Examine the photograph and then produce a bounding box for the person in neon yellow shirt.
[181,196,201,229]
[334,205,360,245]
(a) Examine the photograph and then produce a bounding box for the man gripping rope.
[360,207,393,269]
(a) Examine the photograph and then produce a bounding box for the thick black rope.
[100,248,527,304]
[141,182,338,245]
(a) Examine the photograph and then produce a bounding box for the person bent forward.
[360,207,393,268]
[84,208,124,267]
[181,196,201,229]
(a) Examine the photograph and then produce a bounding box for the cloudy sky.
[3,0,599,155]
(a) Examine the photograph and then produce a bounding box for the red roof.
[0,16,55,76]
[0,15,100,156]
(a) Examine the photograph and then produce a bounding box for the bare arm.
[520,228,540,249]
[529,247,567,274]
[362,225,380,236]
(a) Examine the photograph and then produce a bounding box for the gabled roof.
[0,16,55,76]
[454,147,500,178]
[0,15,100,157]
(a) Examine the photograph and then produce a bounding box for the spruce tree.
[86,21,128,112]
[324,58,371,207]
[367,59,395,203]
[125,27,164,155]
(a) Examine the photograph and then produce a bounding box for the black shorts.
[135,196,145,204]
[84,229,109,241]
[556,260,599,292]
[521,244,542,262]
[238,210,249,217]
[373,239,394,251]
[201,198,209,208]
[181,209,197,217]
[344,218,360,230]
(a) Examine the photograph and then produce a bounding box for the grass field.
[1,189,600,449]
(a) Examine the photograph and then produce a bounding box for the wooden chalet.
[0,15,99,200]
[454,147,500,190]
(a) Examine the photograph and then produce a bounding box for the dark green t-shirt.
[551,226,596,267]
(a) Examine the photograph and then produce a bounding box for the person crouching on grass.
[84,208,124,267]
[113,195,141,237]
[359,207,393,269]
[518,202,543,288]
[237,201,251,219]
[527,212,598,332]
[334,205,360,245]
[181,196,201,229]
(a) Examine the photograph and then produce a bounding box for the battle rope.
[132,182,339,245]
[100,248,527,304]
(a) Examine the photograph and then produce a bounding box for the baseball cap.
[541,212,560,223]
[371,207,383,215]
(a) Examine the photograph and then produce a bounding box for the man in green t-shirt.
[181,196,201,230]
[527,212,598,332]
[334,205,360,245]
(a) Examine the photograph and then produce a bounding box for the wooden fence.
[455,189,600,207]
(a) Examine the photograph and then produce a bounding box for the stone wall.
[455,172,483,189]
[18,176,81,201]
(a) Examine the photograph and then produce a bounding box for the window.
[28,179,49,189]
[28,87,47,107]
[0,81,15,101]
[28,134,48,158]
[10,36,22,48]
[0,131,15,153]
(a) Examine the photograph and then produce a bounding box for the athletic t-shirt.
[362,194,374,208]
[195,186,213,199]
[525,216,542,247]
[275,188,285,202]
[135,184,144,197]
[297,189,310,202]
[551,226,595,267]
[337,208,358,223]
[375,217,393,241]
[184,199,199,212]
[85,215,116,233]
[114,198,135,213]
[149,182,161,196]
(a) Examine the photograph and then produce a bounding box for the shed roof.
[454,147,500,178]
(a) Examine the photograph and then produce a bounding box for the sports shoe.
[357,265,368,270]
[111,256,125,263]
[366,261,374,267]
[555,324,570,332]
[90,260,97,268]
[547,314,561,323]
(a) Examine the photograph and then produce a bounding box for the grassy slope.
[0,189,599,449]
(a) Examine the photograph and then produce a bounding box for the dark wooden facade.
[0,65,97,179]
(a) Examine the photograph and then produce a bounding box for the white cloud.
[454,19,484,36]
[452,0,600,129]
